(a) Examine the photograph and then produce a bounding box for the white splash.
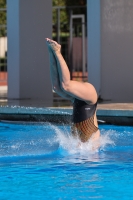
[50,125,115,156]
[0,123,116,158]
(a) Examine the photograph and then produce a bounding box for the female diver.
[46,38,100,144]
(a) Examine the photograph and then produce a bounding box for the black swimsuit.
[73,98,97,123]
[71,98,98,142]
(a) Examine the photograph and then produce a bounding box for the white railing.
[53,6,87,81]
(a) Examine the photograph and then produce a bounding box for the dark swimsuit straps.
[71,98,98,142]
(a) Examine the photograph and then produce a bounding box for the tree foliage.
[53,0,86,6]
[0,0,6,7]
[53,0,65,6]
[0,0,6,37]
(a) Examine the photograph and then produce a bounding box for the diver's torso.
[72,98,98,142]
[72,98,97,123]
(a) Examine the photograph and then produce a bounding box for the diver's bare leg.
[46,41,74,101]
[46,38,97,104]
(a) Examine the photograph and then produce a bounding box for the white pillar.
[101,0,133,102]
[87,0,101,95]
[7,0,53,106]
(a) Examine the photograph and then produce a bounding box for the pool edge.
[0,106,133,125]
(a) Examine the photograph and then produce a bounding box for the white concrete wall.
[7,0,53,105]
[87,0,101,95]
[101,0,133,102]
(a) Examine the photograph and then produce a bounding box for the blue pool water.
[0,121,133,200]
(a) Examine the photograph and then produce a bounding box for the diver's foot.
[45,38,61,53]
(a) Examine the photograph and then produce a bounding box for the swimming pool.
[0,121,133,200]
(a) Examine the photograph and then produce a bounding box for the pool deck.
[0,86,133,125]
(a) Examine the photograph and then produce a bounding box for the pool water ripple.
[0,122,133,199]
